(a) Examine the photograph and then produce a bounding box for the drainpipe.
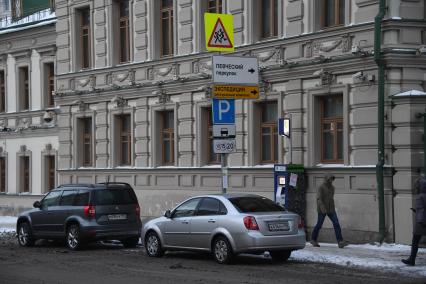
[374,0,386,243]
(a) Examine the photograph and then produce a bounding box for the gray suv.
[16,182,142,250]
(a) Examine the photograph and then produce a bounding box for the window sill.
[318,24,345,32]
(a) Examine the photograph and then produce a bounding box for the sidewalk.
[291,242,426,279]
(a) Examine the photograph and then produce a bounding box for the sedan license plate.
[268,221,289,232]
[108,214,127,221]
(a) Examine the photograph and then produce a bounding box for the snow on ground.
[0,216,17,233]
[291,242,426,278]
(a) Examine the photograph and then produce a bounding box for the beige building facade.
[0,3,59,214]
[0,0,425,244]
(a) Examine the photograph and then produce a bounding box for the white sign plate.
[213,139,236,154]
[213,55,259,85]
[213,124,236,138]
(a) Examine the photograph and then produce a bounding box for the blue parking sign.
[212,99,235,124]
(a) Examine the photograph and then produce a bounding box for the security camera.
[352,71,364,79]
[43,111,53,123]
[351,46,361,54]
[416,46,426,56]
[313,69,324,76]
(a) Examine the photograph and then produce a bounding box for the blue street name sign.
[212,99,235,124]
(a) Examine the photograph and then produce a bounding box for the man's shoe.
[310,240,320,247]
[338,240,349,248]
[401,258,415,266]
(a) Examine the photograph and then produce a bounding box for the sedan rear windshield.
[229,197,284,213]
[94,188,137,205]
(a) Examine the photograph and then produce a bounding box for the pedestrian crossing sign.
[204,13,234,52]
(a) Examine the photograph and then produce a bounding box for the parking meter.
[274,164,306,222]
[274,165,288,207]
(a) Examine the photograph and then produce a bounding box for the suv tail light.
[243,216,259,230]
[136,204,141,216]
[84,204,96,218]
[298,217,304,229]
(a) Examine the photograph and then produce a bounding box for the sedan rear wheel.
[213,236,234,264]
[66,224,84,251]
[17,222,35,247]
[270,250,291,262]
[145,232,164,257]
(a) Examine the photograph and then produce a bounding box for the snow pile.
[0,216,17,233]
[291,242,426,278]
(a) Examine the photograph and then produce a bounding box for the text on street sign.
[212,55,259,85]
[213,85,259,99]
[213,139,236,154]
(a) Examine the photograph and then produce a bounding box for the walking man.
[310,174,348,248]
[401,177,426,266]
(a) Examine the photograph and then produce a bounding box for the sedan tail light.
[298,217,304,229]
[243,216,259,230]
[84,204,96,218]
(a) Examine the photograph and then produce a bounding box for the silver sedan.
[142,194,306,264]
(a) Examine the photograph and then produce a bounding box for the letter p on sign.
[212,99,235,124]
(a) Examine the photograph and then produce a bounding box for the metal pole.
[221,153,228,194]
[374,0,386,243]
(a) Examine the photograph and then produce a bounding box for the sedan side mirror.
[33,201,41,208]
[164,210,172,218]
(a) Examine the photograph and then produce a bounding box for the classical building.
[0,1,58,212]
[0,0,425,244]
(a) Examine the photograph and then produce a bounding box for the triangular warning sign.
[207,18,233,48]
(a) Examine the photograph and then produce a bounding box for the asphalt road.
[0,233,421,284]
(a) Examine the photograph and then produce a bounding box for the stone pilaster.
[134,97,150,167]
[95,102,109,168]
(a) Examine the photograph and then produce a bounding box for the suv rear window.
[94,188,137,205]
[229,196,284,213]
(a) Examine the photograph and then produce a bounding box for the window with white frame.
[44,62,54,107]
[321,0,345,28]
[259,101,278,163]
[76,7,91,69]
[207,0,222,13]
[18,66,29,111]
[20,156,30,193]
[161,110,174,165]
[115,114,132,166]
[160,0,173,57]
[319,95,343,163]
[77,117,93,167]
[260,0,278,39]
[114,0,131,64]
[46,155,55,191]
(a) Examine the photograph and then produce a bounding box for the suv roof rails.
[96,182,132,187]
[57,184,96,188]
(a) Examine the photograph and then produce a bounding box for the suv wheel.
[270,250,291,262]
[213,236,234,264]
[66,224,84,250]
[17,222,35,247]
[145,232,164,257]
[122,236,140,248]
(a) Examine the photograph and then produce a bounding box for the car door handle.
[208,220,216,223]
[182,220,189,224]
